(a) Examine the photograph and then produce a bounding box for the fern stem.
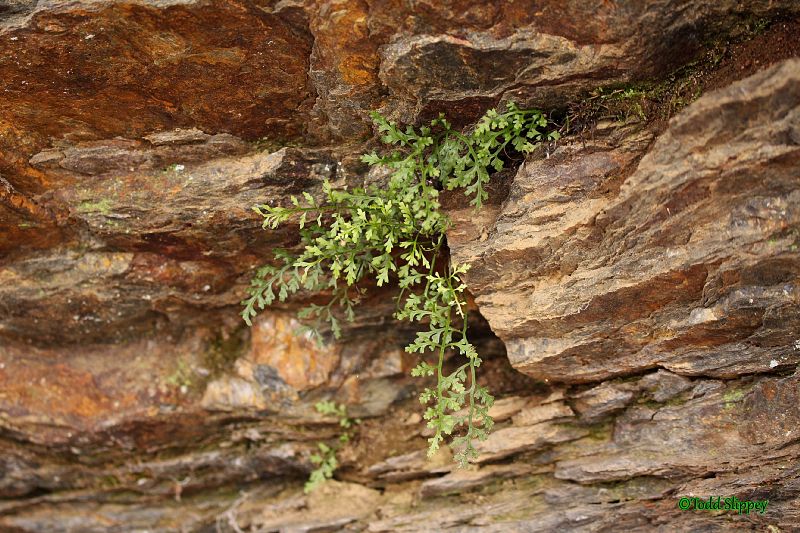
[433,309,450,452]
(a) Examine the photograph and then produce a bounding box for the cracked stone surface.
[1,1,799,531]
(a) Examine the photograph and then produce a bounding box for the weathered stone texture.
[445,59,800,532]
[1,0,799,531]
[450,59,800,385]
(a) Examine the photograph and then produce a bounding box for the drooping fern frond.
[243,102,556,467]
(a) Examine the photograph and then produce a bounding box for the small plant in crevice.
[589,86,648,121]
[165,358,193,392]
[563,18,786,136]
[305,400,359,493]
[242,103,557,467]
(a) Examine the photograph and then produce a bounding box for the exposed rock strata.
[449,59,800,385]
[446,59,800,531]
[1,1,799,531]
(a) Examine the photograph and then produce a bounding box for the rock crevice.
[1,2,799,531]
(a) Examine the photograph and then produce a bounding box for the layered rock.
[449,59,800,383]
[446,59,800,530]
[1,1,800,531]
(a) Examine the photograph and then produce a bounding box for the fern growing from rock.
[304,401,359,493]
[243,102,557,466]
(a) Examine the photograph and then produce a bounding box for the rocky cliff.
[1,1,799,531]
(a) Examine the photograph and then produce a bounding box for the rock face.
[450,59,800,384]
[447,59,800,530]
[1,1,799,531]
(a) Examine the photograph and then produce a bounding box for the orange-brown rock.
[2,1,800,531]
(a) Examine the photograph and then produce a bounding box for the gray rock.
[512,401,574,426]
[571,382,636,422]
[475,422,589,463]
[419,464,531,497]
[638,370,692,402]
[144,128,211,146]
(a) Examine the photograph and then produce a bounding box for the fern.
[305,401,359,493]
[243,102,555,466]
